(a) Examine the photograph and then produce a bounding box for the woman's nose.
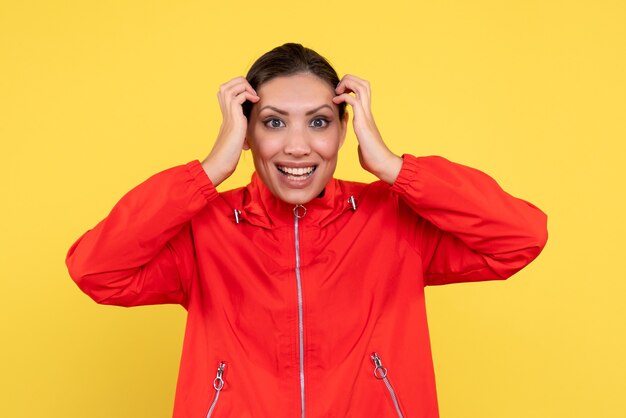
[283,127,311,156]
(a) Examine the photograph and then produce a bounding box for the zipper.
[370,352,405,418]
[293,204,306,418]
[206,361,226,418]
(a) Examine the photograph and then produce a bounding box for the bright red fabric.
[66,154,548,417]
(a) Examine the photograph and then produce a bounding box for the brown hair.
[242,43,346,120]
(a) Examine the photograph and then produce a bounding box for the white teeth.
[278,166,315,176]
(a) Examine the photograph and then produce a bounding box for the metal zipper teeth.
[206,390,220,418]
[294,209,306,418]
[206,361,226,418]
[371,353,404,418]
[382,377,404,418]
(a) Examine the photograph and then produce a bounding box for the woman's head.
[243,43,349,205]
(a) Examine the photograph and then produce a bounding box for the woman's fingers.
[333,74,401,184]
[202,76,259,187]
[333,93,364,120]
[335,74,372,116]
[218,77,258,111]
[336,74,370,94]
[234,90,260,106]
[218,77,259,124]
[332,92,357,107]
[219,76,257,95]
[222,83,257,101]
[336,73,369,92]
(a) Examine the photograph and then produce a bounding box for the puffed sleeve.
[391,154,548,285]
[66,160,218,308]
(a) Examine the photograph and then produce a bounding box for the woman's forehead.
[258,74,334,99]
[256,74,336,114]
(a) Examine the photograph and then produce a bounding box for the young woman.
[66,43,548,418]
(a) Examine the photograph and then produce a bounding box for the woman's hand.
[202,77,260,186]
[332,74,403,185]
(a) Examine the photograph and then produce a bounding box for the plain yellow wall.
[2,0,625,417]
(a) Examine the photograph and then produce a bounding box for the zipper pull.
[213,361,226,391]
[370,352,388,379]
[348,195,357,211]
[293,204,307,219]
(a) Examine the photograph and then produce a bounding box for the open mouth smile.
[276,165,318,181]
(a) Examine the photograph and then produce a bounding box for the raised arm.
[67,76,259,307]
[333,73,547,285]
[65,161,217,307]
[392,154,548,285]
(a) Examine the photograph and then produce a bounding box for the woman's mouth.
[276,165,317,181]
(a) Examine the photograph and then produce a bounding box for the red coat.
[66,154,548,418]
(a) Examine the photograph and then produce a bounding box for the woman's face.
[246,73,348,205]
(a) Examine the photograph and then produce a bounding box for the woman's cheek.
[317,133,342,157]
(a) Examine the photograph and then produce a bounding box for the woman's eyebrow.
[258,104,333,116]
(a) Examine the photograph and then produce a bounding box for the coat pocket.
[370,352,406,418]
[205,361,227,418]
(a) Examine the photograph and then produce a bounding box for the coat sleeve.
[65,160,218,308]
[391,154,548,286]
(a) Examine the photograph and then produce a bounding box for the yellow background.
[1,0,625,417]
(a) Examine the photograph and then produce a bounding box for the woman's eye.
[264,118,285,128]
[310,118,329,128]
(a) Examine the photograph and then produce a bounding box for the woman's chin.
[275,188,321,206]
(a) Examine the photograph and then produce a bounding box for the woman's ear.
[243,137,251,151]
[339,111,349,148]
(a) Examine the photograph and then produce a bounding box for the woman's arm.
[66,161,217,307]
[333,74,547,284]
[67,76,257,307]
[393,154,548,285]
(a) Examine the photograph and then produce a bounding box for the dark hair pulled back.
[242,43,346,120]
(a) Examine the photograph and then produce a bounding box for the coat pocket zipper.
[206,361,226,418]
[370,352,405,418]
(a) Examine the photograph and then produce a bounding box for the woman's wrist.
[201,156,229,187]
[371,153,403,185]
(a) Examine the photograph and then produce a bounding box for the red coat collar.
[239,172,351,228]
